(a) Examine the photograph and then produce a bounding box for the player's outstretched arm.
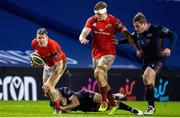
[120,29,142,57]
[112,37,129,45]
[120,29,139,50]
[60,95,80,112]
[79,28,91,44]
[159,26,177,56]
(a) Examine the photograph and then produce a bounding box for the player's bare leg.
[42,61,67,110]
[93,92,143,115]
[93,55,116,113]
[94,65,108,112]
[143,67,156,115]
[49,63,66,110]
[105,74,116,109]
[102,56,117,114]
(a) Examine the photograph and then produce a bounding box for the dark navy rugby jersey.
[132,24,176,60]
[55,87,97,112]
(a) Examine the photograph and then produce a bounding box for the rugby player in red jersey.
[31,28,67,111]
[79,1,141,114]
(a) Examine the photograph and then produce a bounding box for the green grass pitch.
[0,101,180,117]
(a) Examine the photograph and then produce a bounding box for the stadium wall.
[0,67,179,101]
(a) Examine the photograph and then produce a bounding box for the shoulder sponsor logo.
[105,24,112,29]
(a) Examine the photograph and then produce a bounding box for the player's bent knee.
[48,87,56,93]
[100,80,107,87]
[94,67,107,87]
[42,86,50,96]
[43,84,53,92]
[94,66,107,78]
[143,73,148,80]
[143,72,154,85]
[143,77,151,85]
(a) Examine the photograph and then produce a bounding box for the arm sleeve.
[50,46,61,61]
[85,17,93,28]
[50,41,64,62]
[114,18,125,32]
[31,39,36,49]
[118,32,138,45]
[157,25,177,49]
[118,38,129,44]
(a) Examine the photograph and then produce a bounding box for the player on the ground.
[31,28,67,111]
[50,87,143,115]
[79,1,141,114]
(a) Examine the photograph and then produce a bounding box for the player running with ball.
[31,28,67,111]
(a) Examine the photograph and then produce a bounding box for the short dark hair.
[37,28,48,35]
[133,12,147,23]
[94,1,107,10]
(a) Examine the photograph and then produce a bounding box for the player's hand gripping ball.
[30,52,45,66]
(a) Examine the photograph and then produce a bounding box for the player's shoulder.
[151,24,169,33]
[151,24,163,30]
[108,14,116,19]
[48,38,55,43]
[32,38,37,44]
[108,14,119,21]
[31,38,38,47]
[108,14,122,25]
[87,15,97,22]
[48,38,60,46]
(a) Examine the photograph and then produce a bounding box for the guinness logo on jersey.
[105,24,112,29]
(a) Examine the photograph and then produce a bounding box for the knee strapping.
[94,66,108,87]
[94,66,107,78]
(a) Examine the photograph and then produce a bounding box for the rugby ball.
[30,52,45,66]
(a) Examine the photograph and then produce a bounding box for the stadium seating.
[0,0,179,69]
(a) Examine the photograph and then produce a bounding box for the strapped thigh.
[93,55,115,70]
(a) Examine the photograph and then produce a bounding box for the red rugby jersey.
[85,14,125,58]
[31,38,66,67]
